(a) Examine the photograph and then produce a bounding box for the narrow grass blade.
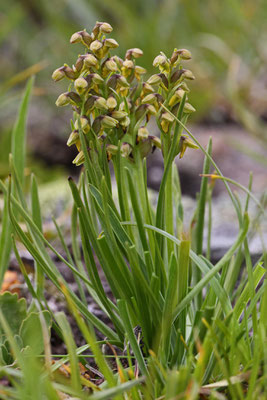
[31,174,45,297]
[89,378,144,400]
[161,252,178,363]
[61,284,117,388]
[11,77,34,186]
[55,312,82,393]
[125,167,150,253]
[193,137,212,309]
[117,299,149,376]
[233,261,265,321]
[0,188,12,285]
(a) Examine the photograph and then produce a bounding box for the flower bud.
[92,22,101,38]
[91,73,104,84]
[142,93,157,105]
[175,88,186,99]
[107,74,129,90]
[169,95,179,108]
[170,69,183,84]
[135,104,148,121]
[171,69,195,83]
[90,40,103,53]
[119,99,131,111]
[119,86,129,97]
[67,130,79,146]
[147,104,157,115]
[106,96,117,110]
[159,73,169,89]
[122,59,134,77]
[113,55,124,67]
[135,103,156,121]
[160,112,175,132]
[121,142,132,158]
[106,144,118,154]
[73,56,84,73]
[153,54,168,68]
[177,48,192,60]
[171,69,194,82]
[62,64,76,80]
[153,52,170,72]
[84,96,95,112]
[104,38,119,48]
[110,110,127,120]
[85,73,104,87]
[52,67,65,82]
[141,82,154,95]
[135,65,146,75]
[106,144,118,160]
[70,32,82,44]
[74,116,90,132]
[147,74,162,85]
[123,59,134,69]
[73,151,85,166]
[84,54,98,68]
[170,50,179,65]
[183,69,195,80]
[99,22,113,34]
[169,88,186,107]
[107,74,118,90]
[101,115,118,128]
[74,77,88,94]
[125,48,143,59]
[56,93,70,107]
[179,135,198,158]
[149,135,161,149]
[67,92,82,104]
[134,65,146,80]
[92,117,102,134]
[94,97,108,110]
[142,93,163,110]
[138,138,154,158]
[180,82,190,92]
[170,48,192,64]
[138,126,149,139]
[183,102,196,113]
[117,75,129,87]
[162,112,174,122]
[70,30,92,47]
[104,57,118,72]
[120,116,130,128]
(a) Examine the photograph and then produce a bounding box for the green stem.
[165,161,174,260]
[135,149,156,262]
[194,138,212,309]
[206,187,212,261]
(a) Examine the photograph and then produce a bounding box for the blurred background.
[0,0,267,196]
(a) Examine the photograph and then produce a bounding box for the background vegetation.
[0,2,267,398]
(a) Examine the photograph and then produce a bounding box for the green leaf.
[0,78,33,286]
[0,188,12,285]
[55,312,82,393]
[89,377,144,400]
[11,77,34,186]
[20,311,51,355]
[117,299,149,376]
[0,292,27,335]
[233,262,265,321]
